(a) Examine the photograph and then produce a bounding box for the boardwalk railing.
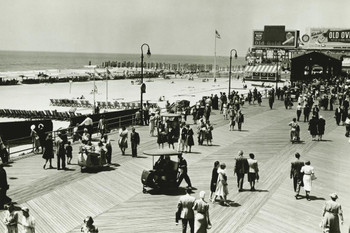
[5,112,138,158]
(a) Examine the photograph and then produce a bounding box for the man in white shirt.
[21,207,35,233]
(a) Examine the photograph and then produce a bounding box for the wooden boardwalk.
[1,99,349,233]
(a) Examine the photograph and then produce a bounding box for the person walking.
[0,163,11,209]
[20,207,35,233]
[205,121,213,146]
[55,132,66,170]
[318,115,326,141]
[193,191,211,233]
[247,153,259,191]
[268,91,274,109]
[300,161,315,201]
[303,104,311,122]
[101,135,112,164]
[209,161,219,202]
[213,163,229,206]
[334,106,342,126]
[185,124,194,153]
[97,116,107,137]
[321,193,344,233]
[177,189,195,233]
[3,203,18,233]
[130,127,140,158]
[30,125,40,154]
[42,133,54,169]
[228,107,236,131]
[290,152,304,199]
[296,103,302,121]
[37,123,46,154]
[235,110,244,131]
[308,115,319,141]
[157,122,167,149]
[178,123,187,152]
[66,141,73,164]
[118,126,128,155]
[167,127,175,149]
[234,150,249,192]
[149,113,156,137]
[177,154,192,189]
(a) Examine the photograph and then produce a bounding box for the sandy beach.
[0,76,257,111]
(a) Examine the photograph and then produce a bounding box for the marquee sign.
[253,30,298,48]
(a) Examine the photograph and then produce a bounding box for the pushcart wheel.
[143,188,147,193]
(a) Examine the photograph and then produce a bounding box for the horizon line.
[0,49,245,58]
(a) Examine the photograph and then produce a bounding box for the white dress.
[301,165,314,191]
[215,168,228,196]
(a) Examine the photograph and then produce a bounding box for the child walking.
[66,141,73,164]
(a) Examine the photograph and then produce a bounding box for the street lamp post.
[228,49,238,96]
[275,50,279,90]
[140,43,151,125]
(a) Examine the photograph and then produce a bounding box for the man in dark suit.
[177,154,192,189]
[334,106,342,126]
[177,188,195,233]
[56,132,66,170]
[290,152,304,199]
[130,127,140,157]
[234,150,249,192]
[303,104,311,122]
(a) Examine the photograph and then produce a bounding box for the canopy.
[143,149,182,156]
[244,65,278,73]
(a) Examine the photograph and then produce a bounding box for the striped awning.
[244,65,278,73]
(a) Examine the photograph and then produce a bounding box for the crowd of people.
[2,75,350,232]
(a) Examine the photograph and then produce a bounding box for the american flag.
[215,30,221,39]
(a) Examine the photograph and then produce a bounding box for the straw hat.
[330,193,338,199]
[30,125,35,130]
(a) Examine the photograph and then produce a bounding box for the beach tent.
[290,51,342,82]
[244,64,280,81]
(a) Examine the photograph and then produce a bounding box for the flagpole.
[214,31,217,81]
[106,68,108,104]
[93,68,96,112]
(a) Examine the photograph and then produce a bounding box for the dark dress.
[318,118,326,135]
[186,128,194,146]
[322,200,343,233]
[42,138,54,159]
[157,124,167,144]
[210,167,218,192]
[308,117,318,136]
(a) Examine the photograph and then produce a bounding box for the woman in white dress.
[118,126,128,155]
[193,191,211,233]
[300,160,314,201]
[213,163,229,206]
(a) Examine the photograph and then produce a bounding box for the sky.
[0,0,350,57]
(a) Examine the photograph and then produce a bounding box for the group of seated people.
[152,155,178,186]
[78,133,110,167]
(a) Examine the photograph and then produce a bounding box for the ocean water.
[0,50,247,73]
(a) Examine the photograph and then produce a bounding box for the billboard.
[253,30,298,48]
[301,28,350,48]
